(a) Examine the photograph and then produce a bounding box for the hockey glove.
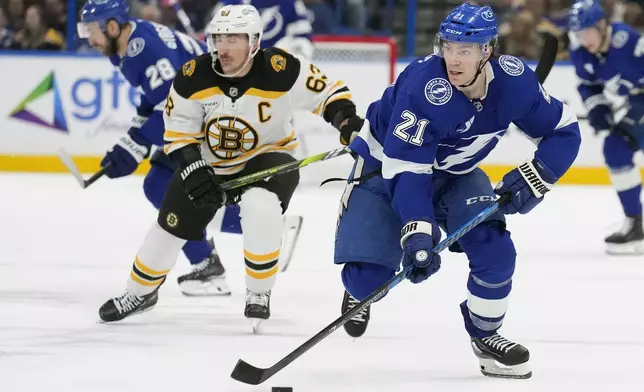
[338,115,364,146]
[494,158,557,215]
[100,124,151,178]
[400,220,442,284]
[613,102,644,151]
[587,104,613,135]
[179,159,226,209]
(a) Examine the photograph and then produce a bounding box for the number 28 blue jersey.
[110,20,207,146]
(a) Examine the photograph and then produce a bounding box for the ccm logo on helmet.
[445,29,462,35]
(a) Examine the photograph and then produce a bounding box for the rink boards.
[0,52,642,185]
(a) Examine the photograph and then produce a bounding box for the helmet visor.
[77,21,102,39]
[434,37,488,61]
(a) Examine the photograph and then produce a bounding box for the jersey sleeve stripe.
[163,139,201,154]
[555,102,578,130]
[164,129,205,140]
[382,153,434,180]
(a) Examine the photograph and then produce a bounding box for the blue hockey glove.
[101,114,152,178]
[613,102,644,151]
[400,220,442,284]
[587,104,613,135]
[494,158,557,215]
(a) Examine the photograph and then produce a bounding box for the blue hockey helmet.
[437,3,498,45]
[568,0,605,32]
[77,0,130,38]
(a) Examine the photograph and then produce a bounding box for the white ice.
[1,173,643,392]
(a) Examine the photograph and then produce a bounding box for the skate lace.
[192,256,214,273]
[247,291,270,307]
[618,217,635,235]
[347,295,368,323]
[482,334,517,353]
[114,291,143,315]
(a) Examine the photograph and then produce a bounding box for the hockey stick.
[167,0,198,39]
[230,32,560,387]
[230,197,508,385]
[56,148,110,189]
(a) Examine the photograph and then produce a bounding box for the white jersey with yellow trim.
[163,47,353,175]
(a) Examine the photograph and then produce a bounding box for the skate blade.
[479,358,532,379]
[251,318,264,334]
[179,278,232,296]
[606,241,644,255]
[280,215,303,272]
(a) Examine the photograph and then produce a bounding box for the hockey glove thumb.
[495,158,557,215]
[400,220,442,284]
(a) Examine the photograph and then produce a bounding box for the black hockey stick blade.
[56,148,109,189]
[535,32,558,84]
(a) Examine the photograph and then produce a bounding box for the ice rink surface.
[1,173,643,392]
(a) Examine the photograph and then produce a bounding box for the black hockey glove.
[329,102,364,146]
[172,145,226,208]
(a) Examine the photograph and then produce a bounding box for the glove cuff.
[180,159,211,181]
[400,220,434,249]
[518,159,555,198]
[116,133,149,163]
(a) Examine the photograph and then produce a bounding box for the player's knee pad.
[143,163,174,209]
[341,262,395,301]
[239,188,283,292]
[459,222,516,285]
[603,132,636,169]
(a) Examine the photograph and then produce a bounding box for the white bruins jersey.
[163,48,352,175]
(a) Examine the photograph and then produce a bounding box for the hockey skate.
[470,333,531,379]
[177,239,231,296]
[341,291,370,338]
[244,289,271,334]
[99,289,159,322]
[605,215,644,255]
[280,214,303,272]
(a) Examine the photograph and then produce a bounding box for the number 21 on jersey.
[394,110,428,146]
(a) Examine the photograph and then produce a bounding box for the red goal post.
[312,35,398,85]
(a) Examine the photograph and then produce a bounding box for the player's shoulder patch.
[182,59,196,77]
[270,53,287,72]
[424,77,452,106]
[498,55,525,76]
[127,37,146,57]
[258,47,301,91]
[173,53,216,98]
[612,30,629,49]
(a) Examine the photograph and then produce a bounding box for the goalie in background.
[98,4,364,332]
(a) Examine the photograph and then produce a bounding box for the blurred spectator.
[44,0,67,35]
[138,2,162,23]
[498,10,543,59]
[6,0,24,31]
[0,7,14,48]
[624,0,644,30]
[546,0,570,30]
[343,0,367,31]
[10,4,64,50]
[303,0,337,33]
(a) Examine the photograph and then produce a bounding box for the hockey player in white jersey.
[98,4,363,332]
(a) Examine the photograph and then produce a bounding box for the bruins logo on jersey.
[206,116,259,160]
[271,55,287,72]
[182,59,196,76]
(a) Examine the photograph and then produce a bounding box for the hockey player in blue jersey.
[214,0,314,59]
[334,3,581,378]
[568,0,644,254]
[76,0,234,297]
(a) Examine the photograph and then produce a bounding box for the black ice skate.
[177,239,231,296]
[99,289,159,322]
[605,215,644,255]
[341,291,370,338]
[471,333,531,379]
[244,289,271,334]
